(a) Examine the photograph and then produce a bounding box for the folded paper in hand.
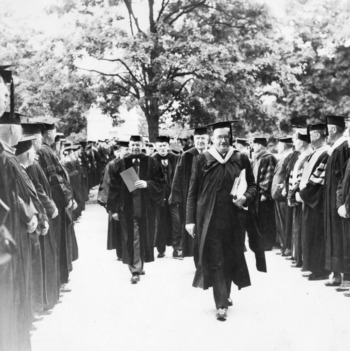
[120,167,140,192]
[0,199,10,226]
[231,169,247,200]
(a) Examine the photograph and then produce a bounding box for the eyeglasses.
[216,135,230,140]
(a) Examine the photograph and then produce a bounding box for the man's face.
[156,142,169,156]
[212,128,230,154]
[327,125,337,142]
[129,141,142,155]
[0,82,9,117]
[310,131,320,146]
[47,128,57,145]
[252,142,263,153]
[194,134,209,151]
[293,134,303,151]
[32,135,42,152]
[27,147,36,166]
[277,142,285,154]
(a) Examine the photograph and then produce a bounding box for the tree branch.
[159,77,194,117]
[156,0,171,23]
[163,1,207,25]
[123,0,146,36]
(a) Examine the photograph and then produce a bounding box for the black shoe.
[335,286,350,292]
[216,308,227,321]
[291,263,302,268]
[308,273,329,281]
[173,250,183,260]
[227,298,233,307]
[140,270,145,275]
[157,252,165,258]
[131,275,140,284]
[285,256,295,261]
[325,280,341,287]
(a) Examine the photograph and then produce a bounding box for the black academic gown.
[169,147,200,258]
[0,142,27,351]
[1,143,36,351]
[336,157,350,274]
[299,148,330,274]
[27,159,60,308]
[324,140,350,272]
[271,151,293,251]
[105,158,123,259]
[250,150,277,251]
[106,153,164,265]
[283,151,300,251]
[186,149,265,290]
[153,152,179,252]
[37,142,73,284]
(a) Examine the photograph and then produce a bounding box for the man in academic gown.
[337,139,350,296]
[36,117,74,285]
[299,123,330,280]
[324,115,350,288]
[169,127,209,266]
[152,136,181,258]
[100,141,129,260]
[16,136,49,315]
[186,122,265,321]
[107,135,164,284]
[23,121,60,310]
[287,131,313,268]
[0,112,38,351]
[249,137,277,251]
[271,137,294,254]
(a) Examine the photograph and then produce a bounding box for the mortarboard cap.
[326,115,346,129]
[118,141,129,148]
[21,117,43,136]
[79,140,87,147]
[0,111,22,125]
[15,135,36,156]
[297,132,310,143]
[155,136,170,143]
[207,120,240,143]
[309,123,328,135]
[130,135,142,142]
[194,127,209,135]
[251,137,268,147]
[278,136,293,144]
[235,138,248,146]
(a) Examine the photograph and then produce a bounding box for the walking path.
[31,200,350,351]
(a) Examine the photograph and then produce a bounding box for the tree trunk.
[147,114,159,142]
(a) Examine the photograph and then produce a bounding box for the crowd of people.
[2,62,350,350]
[98,117,350,322]
[0,66,118,351]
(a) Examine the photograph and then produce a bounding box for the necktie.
[132,158,141,218]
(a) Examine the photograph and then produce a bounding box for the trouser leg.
[128,219,143,275]
[170,204,181,251]
[204,230,228,309]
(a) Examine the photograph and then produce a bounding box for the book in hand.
[231,169,247,200]
[120,167,140,192]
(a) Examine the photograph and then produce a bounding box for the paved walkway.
[31,201,350,351]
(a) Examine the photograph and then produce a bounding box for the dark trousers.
[156,204,181,254]
[275,201,288,250]
[204,227,233,309]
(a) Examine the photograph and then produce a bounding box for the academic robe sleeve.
[242,153,257,205]
[145,157,165,204]
[106,160,124,213]
[337,159,350,212]
[300,153,328,210]
[27,164,57,218]
[186,155,201,225]
[169,154,184,205]
[18,196,37,225]
[257,154,276,199]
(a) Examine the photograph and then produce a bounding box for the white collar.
[328,136,348,155]
[208,146,235,164]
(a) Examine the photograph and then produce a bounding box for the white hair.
[0,124,23,145]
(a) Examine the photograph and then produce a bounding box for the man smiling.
[186,121,264,321]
